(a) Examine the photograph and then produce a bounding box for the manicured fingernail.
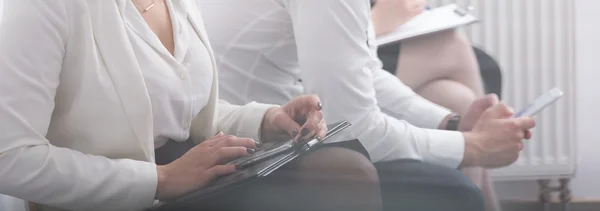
[247,148,256,154]
[291,128,299,137]
[255,142,263,148]
[235,164,244,170]
[301,128,309,137]
[215,131,223,136]
[317,102,323,110]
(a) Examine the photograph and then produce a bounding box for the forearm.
[374,68,453,129]
[336,110,466,167]
[371,8,412,36]
[370,0,424,36]
[216,100,277,142]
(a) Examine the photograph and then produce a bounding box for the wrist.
[155,165,169,200]
[459,132,483,168]
[260,107,278,143]
[439,113,459,130]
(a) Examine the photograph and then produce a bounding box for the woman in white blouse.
[0,0,382,211]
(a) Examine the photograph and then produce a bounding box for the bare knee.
[398,29,480,82]
[416,79,477,114]
[443,29,472,49]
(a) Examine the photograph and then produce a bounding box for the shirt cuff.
[126,160,159,210]
[236,102,278,142]
[423,130,465,168]
[403,97,453,129]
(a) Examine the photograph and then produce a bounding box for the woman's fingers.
[205,165,237,180]
[524,130,533,140]
[297,109,327,143]
[270,110,302,140]
[317,120,327,140]
[212,135,259,149]
[300,119,327,142]
[201,132,230,146]
[209,146,253,166]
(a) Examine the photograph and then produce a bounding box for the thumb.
[475,94,499,110]
[482,103,514,120]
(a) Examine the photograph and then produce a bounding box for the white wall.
[569,0,600,200]
[495,0,600,201]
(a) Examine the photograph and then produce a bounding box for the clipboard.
[148,121,352,211]
[375,4,478,46]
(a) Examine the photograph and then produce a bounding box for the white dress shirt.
[0,0,272,210]
[200,0,465,167]
[0,1,26,211]
[123,0,212,147]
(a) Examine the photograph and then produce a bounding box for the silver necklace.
[134,0,156,12]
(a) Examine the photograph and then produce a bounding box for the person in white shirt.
[0,1,385,211]
[200,0,535,210]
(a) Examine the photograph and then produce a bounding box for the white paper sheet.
[375,4,478,46]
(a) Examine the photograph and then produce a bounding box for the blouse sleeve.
[0,1,158,210]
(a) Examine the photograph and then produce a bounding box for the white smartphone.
[512,88,564,118]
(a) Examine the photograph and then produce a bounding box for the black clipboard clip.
[454,6,475,17]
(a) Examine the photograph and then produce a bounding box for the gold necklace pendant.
[135,0,156,12]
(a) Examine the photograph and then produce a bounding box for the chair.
[473,47,503,99]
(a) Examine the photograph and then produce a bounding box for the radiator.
[428,0,577,181]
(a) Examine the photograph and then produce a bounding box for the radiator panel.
[427,0,577,181]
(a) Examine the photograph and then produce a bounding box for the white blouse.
[0,1,28,211]
[0,1,27,210]
[0,0,274,210]
[123,0,212,147]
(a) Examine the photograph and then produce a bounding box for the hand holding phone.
[461,89,562,168]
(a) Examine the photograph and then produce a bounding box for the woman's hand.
[260,94,327,143]
[154,133,259,200]
[371,0,427,36]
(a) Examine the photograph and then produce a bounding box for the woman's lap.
[162,140,381,211]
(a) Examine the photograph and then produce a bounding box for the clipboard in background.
[375,4,478,46]
[148,121,352,211]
